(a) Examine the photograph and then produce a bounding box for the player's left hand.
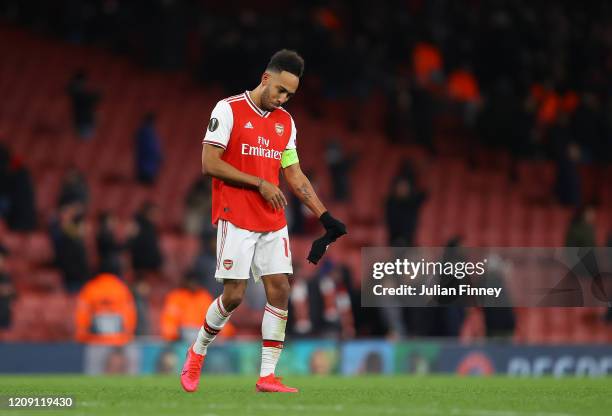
[319,211,347,241]
[307,212,347,265]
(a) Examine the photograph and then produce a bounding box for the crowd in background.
[1,118,609,344]
[1,0,612,344]
[3,0,612,162]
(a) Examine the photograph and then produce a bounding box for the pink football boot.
[255,374,298,393]
[180,346,205,392]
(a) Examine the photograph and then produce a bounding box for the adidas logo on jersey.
[244,121,254,129]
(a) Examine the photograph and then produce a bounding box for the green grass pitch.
[1,375,611,416]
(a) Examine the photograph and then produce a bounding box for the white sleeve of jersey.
[285,116,297,150]
[202,100,233,149]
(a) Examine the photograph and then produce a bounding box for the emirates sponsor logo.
[241,143,282,160]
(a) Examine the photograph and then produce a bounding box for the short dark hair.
[266,49,304,78]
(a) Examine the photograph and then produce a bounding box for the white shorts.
[215,219,293,282]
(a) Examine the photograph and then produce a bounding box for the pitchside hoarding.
[431,345,612,377]
[1,342,611,377]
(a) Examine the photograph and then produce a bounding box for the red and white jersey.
[202,91,297,232]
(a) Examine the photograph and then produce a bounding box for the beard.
[260,88,277,112]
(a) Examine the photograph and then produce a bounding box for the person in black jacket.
[53,203,89,293]
[0,145,10,219]
[385,176,426,246]
[5,155,36,232]
[67,70,100,139]
[0,245,16,332]
[97,212,129,276]
[129,202,163,278]
[58,168,89,209]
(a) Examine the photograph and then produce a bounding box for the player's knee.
[270,278,291,302]
[222,281,247,311]
[222,291,244,311]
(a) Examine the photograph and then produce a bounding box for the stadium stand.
[0,27,611,343]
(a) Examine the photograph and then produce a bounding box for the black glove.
[307,212,347,264]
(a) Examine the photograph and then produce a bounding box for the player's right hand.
[257,179,287,211]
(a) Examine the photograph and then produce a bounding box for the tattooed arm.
[282,163,327,217]
[284,162,347,264]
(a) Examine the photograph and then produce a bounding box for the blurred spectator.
[385,73,411,143]
[66,70,100,139]
[447,64,481,126]
[481,255,515,337]
[377,251,412,339]
[287,193,306,235]
[438,237,467,337]
[75,272,136,346]
[510,92,539,161]
[380,306,408,341]
[554,142,582,207]
[565,205,596,247]
[477,79,524,155]
[448,66,480,104]
[287,170,320,235]
[571,92,605,162]
[412,41,443,88]
[396,159,417,184]
[0,144,10,218]
[96,212,128,276]
[58,168,89,209]
[606,232,612,323]
[52,203,89,293]
[160,272,235,343]
[535,84,561,127]
[406,238,467,337]
[549,110,574,155]
[290,260,356,339]
[134,112,163,185]
[0,245,16,332]
[191,232,218,294]
[385,177,426,246]
[5,154,36,231]
[129,202,163,278]
[409,82,435,151]
[602,97,612,163]
[324,139,354,201]
[562,206,598,294]
[130,279,150,336]
[183,177,212,236]
[290,263,312,335]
